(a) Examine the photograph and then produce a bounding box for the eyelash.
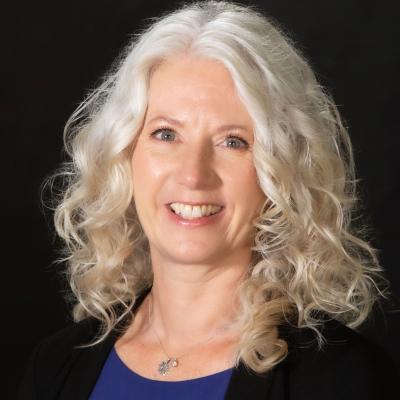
[149,127,249,149]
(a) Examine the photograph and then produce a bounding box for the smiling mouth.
[166,204,224,220]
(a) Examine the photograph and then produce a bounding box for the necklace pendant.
[158,359,170,375]
[158,358,179,375]
[170,358,179,367]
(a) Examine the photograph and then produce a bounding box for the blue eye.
[225,135,249,149]
[150,128,175,141]
[150,127,249,150]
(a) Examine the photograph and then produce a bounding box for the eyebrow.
[147,116,249,132]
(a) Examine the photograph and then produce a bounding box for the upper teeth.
[170,203,222,219]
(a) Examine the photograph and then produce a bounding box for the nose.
[175,141,219,189]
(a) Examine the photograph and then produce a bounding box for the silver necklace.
[147,291,224,376]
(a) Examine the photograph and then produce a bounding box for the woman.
[18,1,397,399]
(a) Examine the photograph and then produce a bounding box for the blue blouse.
[89,346,234,399]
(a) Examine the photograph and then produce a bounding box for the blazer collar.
[59,287,280,400]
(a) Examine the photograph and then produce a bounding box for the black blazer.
[18,288,398,399]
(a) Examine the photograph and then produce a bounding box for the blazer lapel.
[58,287,281,400]
[58,289,150,400]
[224,360,278,399]
[58,329,118,400]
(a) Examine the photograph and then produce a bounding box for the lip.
[164,204,225,227]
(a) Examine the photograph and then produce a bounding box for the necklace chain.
[147,291,224,375]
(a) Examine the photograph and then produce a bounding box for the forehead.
[146,55,252,125]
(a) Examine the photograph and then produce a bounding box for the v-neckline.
[57,286,278,400]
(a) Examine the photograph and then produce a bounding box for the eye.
[224,135,249,150]
[150,127,176,142]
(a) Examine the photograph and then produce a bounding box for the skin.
[115,54,266,380]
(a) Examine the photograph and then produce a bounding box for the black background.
[5,0,400,397]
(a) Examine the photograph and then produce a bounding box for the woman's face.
[131,54,266,267]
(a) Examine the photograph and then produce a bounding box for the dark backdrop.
[5,0,400,397]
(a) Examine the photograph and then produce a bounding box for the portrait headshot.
[13,0,399,399]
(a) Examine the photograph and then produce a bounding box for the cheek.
[131,147,167,201]
[131,151,155,230]
[131,151,141,194]
[234,159,260,187]
[133,139,169,173]
[237,164,265,210]
[131,147,152,203]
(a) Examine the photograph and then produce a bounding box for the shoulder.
[281,318,398,399]
[18,317,100,399]
[35,317,99,363]
[18,290,149,399]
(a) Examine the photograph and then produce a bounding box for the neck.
[144,250,251,351]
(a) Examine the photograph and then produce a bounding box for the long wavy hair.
[42,0,390,374]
